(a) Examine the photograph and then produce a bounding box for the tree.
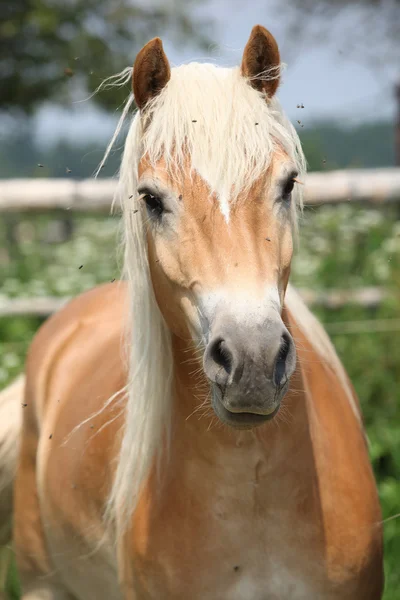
[279,0,399,73]
[0,0,213,114]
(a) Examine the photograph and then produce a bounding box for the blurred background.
[1,0,400,597]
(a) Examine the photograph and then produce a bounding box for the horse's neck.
[170,333,311,476]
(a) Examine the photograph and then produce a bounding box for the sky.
[34,0,399,146]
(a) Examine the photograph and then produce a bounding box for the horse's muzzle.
[203,314,296,429]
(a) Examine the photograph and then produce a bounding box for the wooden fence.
[0,287,390,318]
[1,168,400,212]
[1,168,400,317]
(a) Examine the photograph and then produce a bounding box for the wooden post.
[396,82,400,167]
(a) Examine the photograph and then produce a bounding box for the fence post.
[396,82,400,167]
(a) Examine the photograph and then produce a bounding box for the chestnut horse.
[0,25,383,600]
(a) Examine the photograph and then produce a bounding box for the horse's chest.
[131,467,325,599]
[188,514,317,600]
[135,513,320,599]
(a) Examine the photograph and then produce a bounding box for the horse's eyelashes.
[142,194,164,219]
[281,178,295,200]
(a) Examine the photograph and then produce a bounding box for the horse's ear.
[133,37,171,110]
[241,25,281,98]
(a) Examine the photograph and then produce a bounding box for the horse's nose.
[273,331,293,387]
[203,318,296,413]
[203,337,240,388]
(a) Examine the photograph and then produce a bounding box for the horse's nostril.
[274,333,291,387]
[210,339,233,375]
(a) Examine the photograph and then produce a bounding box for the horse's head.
[129,26,304,430]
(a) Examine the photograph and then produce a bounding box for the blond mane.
[102,61,307,534]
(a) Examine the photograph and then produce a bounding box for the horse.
[0,25,383,600]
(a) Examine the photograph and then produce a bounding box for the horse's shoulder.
[22,284,127,533]
[25,282,128,427]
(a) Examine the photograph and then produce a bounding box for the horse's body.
[12,283,382,599]
[0,25,383,599]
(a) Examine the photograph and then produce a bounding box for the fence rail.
[1,169,398,318]
[0,287,390,318]
[1,168,400,212]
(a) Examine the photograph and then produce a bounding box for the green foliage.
[300,121,396,171]
[5,556,20,600]
[0,0,212,114]
[0,213,118,387]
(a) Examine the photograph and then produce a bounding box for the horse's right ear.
[133,38,171,110]
[241,25,281,98]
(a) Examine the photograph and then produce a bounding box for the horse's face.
[134,27,298,429]
[138,154,297,428]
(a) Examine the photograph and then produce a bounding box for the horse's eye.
[282,178,295,200]
[142,194,164,219]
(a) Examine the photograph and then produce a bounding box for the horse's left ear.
[133,37,171,110]
[241,25,281,98]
